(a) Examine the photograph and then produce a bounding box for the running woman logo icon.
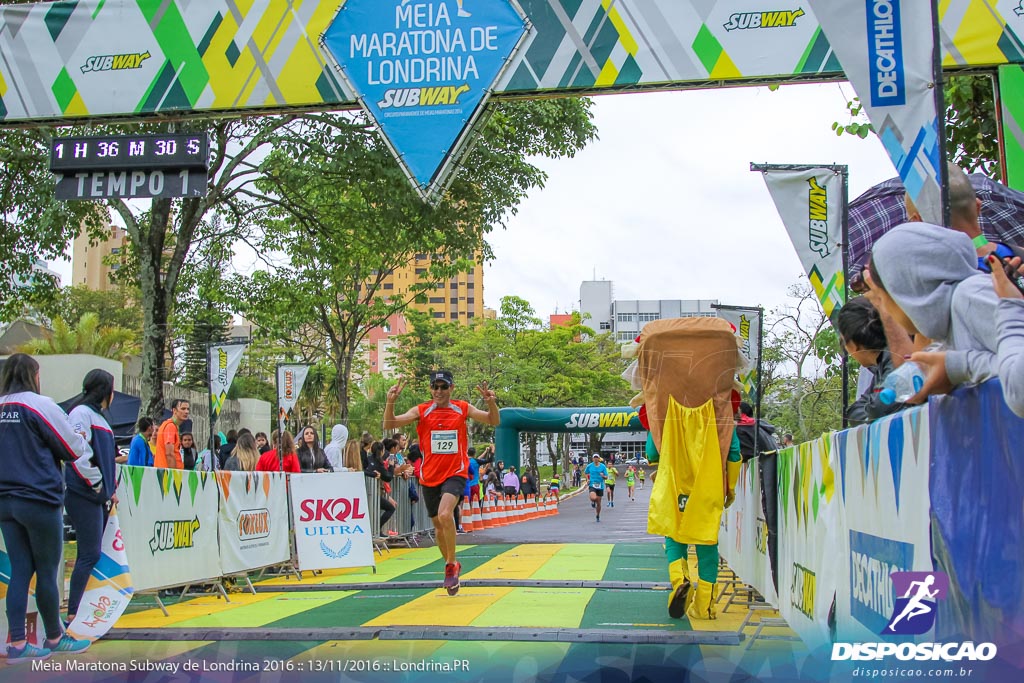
[882,571,949,635]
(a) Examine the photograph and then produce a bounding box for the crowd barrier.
[720,379,1023,659]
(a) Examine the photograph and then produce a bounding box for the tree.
[38,284,143,335]
[19,312,138,362]
[235,99,597,421]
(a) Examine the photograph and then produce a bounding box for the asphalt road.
[462,469,659,544]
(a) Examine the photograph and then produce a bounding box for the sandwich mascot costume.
[622,318,746,620]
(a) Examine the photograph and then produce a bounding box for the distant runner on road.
[584,454,608,523]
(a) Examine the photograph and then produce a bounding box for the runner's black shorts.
[607,483,615,490]
[422,476,467,518]
[589,486,604,498]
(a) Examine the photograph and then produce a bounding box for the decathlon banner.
[833,406,932,643]
[759,166,847,319]
[715,305,761,394]
[116,465,221,591]
[277,364,311,428]
[216,471,290,575]
[808,0,945,225]
[208,342,247,421]
[719,459,778,606]
[321,0,529,201]
[289,472,375,571]
[776,434,844,650]
[67,511,133,642]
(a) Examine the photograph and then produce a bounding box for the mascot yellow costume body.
[624,318,743,620]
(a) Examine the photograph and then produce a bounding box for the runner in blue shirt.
[583,454,609,522]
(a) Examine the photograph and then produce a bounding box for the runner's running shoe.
[444,562,462,596]
[6,643,51,665]
[46,634,90,654]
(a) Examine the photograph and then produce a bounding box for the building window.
[467,312,475,319]
[638,312,660,323]
[616,331,634,342]
[415,253,426,260]
[451,297,458,304]
[467,297,474,304]
[617,313,635,323]
[433,312,445,318]
[451,312,459,319]
[415,268,426,275]
[111,247,121,255]
[383,283,394,290]
[429,297,444,303]
[599,322,611,330]
[450,283,458,289]
[467,282,474,290]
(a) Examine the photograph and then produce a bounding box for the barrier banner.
[808,0,944,225]
[777,434,843,650]
[929,380,1024,666]
[116,465,221,591]
[833,407,932,643]
[289,473,375,571]
[719,458,778,605]
[760,167,846,319]
[67,511,133,641]
[216,471,290,575]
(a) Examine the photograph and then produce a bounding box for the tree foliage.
[19,312,138,362]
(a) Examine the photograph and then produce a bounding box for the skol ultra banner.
[833,406,932,643]
[216,470,290,575]
[718,458,778,606]
[67,511,133,642]
[208,342,247,421]
[808,0,944,225]
[277,364,310,429]
[116,465,221,591]
[715,305,761,394]
[760,167,846,319]
[777,433,844,650]
[289,472,375,571]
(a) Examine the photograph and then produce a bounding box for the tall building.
[380,254,485,323]
[579,279,718,343]
[71,223,127,291]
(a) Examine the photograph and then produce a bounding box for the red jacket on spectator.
[256,449,300,473]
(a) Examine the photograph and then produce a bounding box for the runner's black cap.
[430,370,454,385]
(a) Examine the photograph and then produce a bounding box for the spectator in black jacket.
[0,354,97,659]
[296,425,333,473]
[736,401,779,592]
[364,440,396,535]
[837,297,908,426]
[217,429,238,469]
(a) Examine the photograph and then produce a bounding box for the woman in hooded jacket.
[323,424,349,472]
[867,222,1024,416]
[65,369,119,627]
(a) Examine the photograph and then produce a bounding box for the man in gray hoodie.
[866,222,1024,416]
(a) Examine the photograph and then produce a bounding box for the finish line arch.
[495,406,643,471]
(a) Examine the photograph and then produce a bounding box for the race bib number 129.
[431,430,459,454]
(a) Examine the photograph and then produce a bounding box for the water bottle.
[878,362,925,405]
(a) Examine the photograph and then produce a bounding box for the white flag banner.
[67,511,134,641]
[289,473,376,572]
[808,0,944,224]
[209,343,247,420]
[216,471,291,575]
[716,306,761,394]
[277,364,310,425]
[761,167,846,319]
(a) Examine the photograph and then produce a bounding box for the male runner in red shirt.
[384,370,499,595]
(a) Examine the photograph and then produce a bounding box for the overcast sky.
[50,81,897,321]
[484,81,897,320]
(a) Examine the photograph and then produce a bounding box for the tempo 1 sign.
[54,169,208,200]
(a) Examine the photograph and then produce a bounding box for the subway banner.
[776,433,844,650]
[116,465,221,591]
[216,471,290,575]
[715,305,761,394]
[759,166,846,320]
[833,406,932,643]
[2,0,1023,125]
[718,459,778,606]
[808,0,944,225]
[67,512,134,642]
[289,473,375,572]
[208,342,247,422]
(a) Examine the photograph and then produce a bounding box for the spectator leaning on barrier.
[836,297,908,426]
[224,432,261,472]
[180,432,198,471]
[867,222,1024,416]
[341,440,363,472]
[217,429,238,470]
[154,399,189,469]
[256,430,300,473]
[127,417,155,467]
[0,353,98,660]
[297,425,333,473]
[364,440,397,536]
[502,465,520,499]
